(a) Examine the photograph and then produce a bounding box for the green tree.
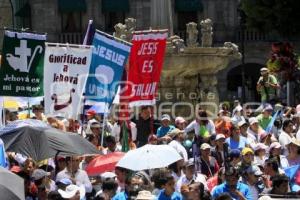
[241,0,300,37]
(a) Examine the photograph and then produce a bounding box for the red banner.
[124,32,168,107]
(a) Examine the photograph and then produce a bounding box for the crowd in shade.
[1,69,300,200]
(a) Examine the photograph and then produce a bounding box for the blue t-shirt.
[157,190,182,200]
[156,125,175,138]
[212,182,252,200]
[112,192,128,200]
[225,136,249,151]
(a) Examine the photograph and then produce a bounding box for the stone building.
[0,0,299,106]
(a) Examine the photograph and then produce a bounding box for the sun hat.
[288,138,300,147]
[160,114,171,121]
[168,128,184,139]
[241,147,254,156]
[136,190,155,200]
[58,184,85,199]
[200,143,211,150]
[31,169,50,181]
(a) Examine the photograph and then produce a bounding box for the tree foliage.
[241,0,300,37]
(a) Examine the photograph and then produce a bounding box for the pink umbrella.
[85,152,125,176]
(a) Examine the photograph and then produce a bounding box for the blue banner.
[85,32,131,109]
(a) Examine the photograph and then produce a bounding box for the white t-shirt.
[56,168,92,193]
[184,120,216,135]
[279,130,295,156]
[169,140,188,162]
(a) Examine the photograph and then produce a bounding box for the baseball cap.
[175,116,186,124]
[160,114,171,121]
[58,184,85,199]
[246,165,263,176]
[32,169,50,181]
[186,158,195,167]
[200,143,211,150]
[263,104,273,112]
[253,143,268,151]
[229,149,241,158]
[269,142,281,152]
[216,134,225,141]
[238,120,248,127]
[100,172,116,181]
[242,147,254,156]
[249,117,259,125]
[260,68,269,73]
[56,178,72,185]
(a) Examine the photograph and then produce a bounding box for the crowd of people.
[1,68,300,200]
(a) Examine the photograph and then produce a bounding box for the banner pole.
[100,103,107,147]
[80,96,86,137]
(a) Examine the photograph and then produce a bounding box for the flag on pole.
[265,110,279,133]
[123,31,168,107]
[83,20,95,45]
[0,30,46,97]
[85,31,131,112]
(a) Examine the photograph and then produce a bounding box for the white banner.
[44,44,92,119]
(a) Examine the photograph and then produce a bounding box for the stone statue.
[200,18,213,47]
[169,35,185,53]
[114,23,126,40]
[186,22,198,47]
[113,18,136,42]
[125,18,136,41]
[223,42,239,54]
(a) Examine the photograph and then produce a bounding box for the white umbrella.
[116,144,182,171]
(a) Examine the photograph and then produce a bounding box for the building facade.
[0,0,298,103]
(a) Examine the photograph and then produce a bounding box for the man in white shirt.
[168,129,188,162]
[56,156,92,193]
[176,158,208,192]
[279,119,296,156]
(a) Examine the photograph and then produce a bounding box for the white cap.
[31,169,50,181]
[136,190,156,200]
[200,143,211,150]
[161,114,171,121]
[249,117,259,125]
[238,120,247,127]
[246,165,263,176]
[253,143,268,151]
[216,134,225,140]
[175,116,186,124]
[58,184,85,199]
[100,172,116,181]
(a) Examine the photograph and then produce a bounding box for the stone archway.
[218,61,264,102]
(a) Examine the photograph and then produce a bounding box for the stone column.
[150,0,172,30]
